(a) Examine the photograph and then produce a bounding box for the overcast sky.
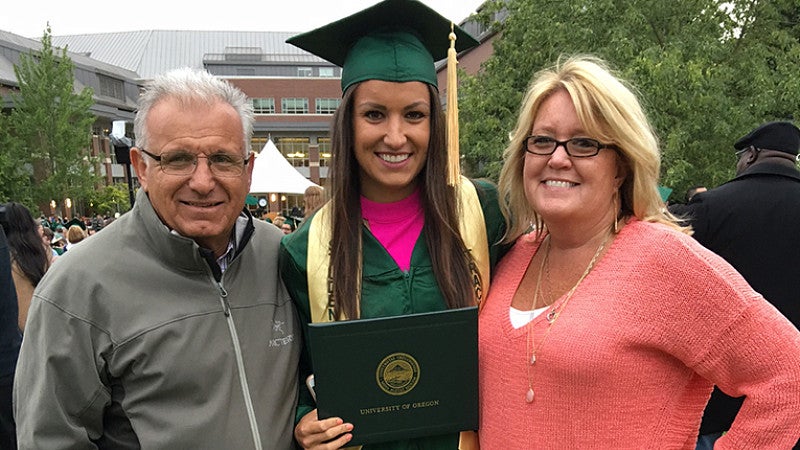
[4,0,485,38]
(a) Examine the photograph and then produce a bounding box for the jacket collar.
[731,161,800,183]
[132,190,255,275]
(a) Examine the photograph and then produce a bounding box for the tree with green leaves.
[86,183,131,216]
[460,0,800,201]
[3,25,98,215]
[0,112,29,204]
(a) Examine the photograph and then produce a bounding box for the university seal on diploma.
[376,352,420,396]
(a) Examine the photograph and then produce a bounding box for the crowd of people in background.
[258,185,326,235]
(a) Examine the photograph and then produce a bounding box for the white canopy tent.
[249,139,319,194]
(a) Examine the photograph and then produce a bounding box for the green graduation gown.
[279,178,506,450]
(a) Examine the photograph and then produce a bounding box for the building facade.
[1,3,499,215]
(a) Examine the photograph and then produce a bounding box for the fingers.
[295,410,354,450]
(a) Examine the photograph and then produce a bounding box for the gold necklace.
[525,232,610,403]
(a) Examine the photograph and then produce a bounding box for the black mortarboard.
[734,121,800,156]
[286,0,479,93]
[65,218,86,230]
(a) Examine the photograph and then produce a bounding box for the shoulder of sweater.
[621,220,741,280]
[622,221,708,263]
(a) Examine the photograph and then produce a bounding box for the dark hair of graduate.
[4,202,49,287]
[327,82,474,319]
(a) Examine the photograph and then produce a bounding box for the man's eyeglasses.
[524,135,617,158]
[734,146,758,160]
[139,149,249,177]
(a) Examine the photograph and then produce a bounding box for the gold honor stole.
[307,177,490,322]
[306,177,488,449]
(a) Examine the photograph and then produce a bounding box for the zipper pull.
[217,282,231,317]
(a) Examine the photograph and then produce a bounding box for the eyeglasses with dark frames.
[139,148,249,177]
[524,135,617,158]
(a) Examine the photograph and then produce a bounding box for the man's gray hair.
[133,67,254,154]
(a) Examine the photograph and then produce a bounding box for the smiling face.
[352,80,431,203]
[131,97,253,255]
[524,89,625,230]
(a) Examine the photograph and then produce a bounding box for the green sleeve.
[470,178,511,274]
[279,231,316,425]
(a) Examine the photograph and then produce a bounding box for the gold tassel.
[446,23,461,187]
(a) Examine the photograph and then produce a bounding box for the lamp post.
[64,198,72,220]
[109,121,135,207]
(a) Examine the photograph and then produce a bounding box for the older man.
[14,68,300,449]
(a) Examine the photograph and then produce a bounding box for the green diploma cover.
[307,306,478,446]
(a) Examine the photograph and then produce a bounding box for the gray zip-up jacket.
[14,190,300,449]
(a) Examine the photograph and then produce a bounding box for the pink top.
[479,219,800,449]
[360,189,423,271]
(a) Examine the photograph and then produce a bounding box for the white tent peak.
[249,139,319,194]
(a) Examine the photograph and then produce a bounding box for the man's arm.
[14,294,110,449]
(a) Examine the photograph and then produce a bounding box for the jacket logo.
[269,320,293,347]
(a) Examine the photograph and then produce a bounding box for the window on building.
[315,98,341,114]
[298,67,312,77]
[98,74,124,101]
[277,137,311,168]
[318,137,332,168]
[252,98,275,114]
[281,98,309,114]
[319,67,335,77]
[251,136,269,153]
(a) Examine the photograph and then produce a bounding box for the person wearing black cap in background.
[676,121,800,450]
[280,0,507,448]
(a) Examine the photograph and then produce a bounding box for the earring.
[612,190,621,234]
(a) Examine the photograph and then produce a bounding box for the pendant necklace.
[525,232,610,403]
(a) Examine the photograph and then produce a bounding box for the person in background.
[90,214,105,233]
[14,67,300,449]
[2,202,51,332]
[0,207,21,450]
[290,205,303,222]
[281,222,294,235]
[673,121,800,449]
[668,184,708,217]
[302,185,324,220]
[64,224,86,250]
[38,226,58,262]
[49,234,66,256]
[281,1,506,448]
[478,55,800,448]
[685,184,707,202]
[272,215,286,229]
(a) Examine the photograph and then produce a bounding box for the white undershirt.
[509,306,548,329]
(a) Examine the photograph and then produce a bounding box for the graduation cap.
[64,218,86,230]
[287,0,480,186]
[286,0,479,92]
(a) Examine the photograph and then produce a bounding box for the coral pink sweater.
[479,220,800,449]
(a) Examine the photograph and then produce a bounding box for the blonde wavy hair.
[498,55,687,242]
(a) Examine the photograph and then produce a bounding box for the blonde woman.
[478,55,800,448]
